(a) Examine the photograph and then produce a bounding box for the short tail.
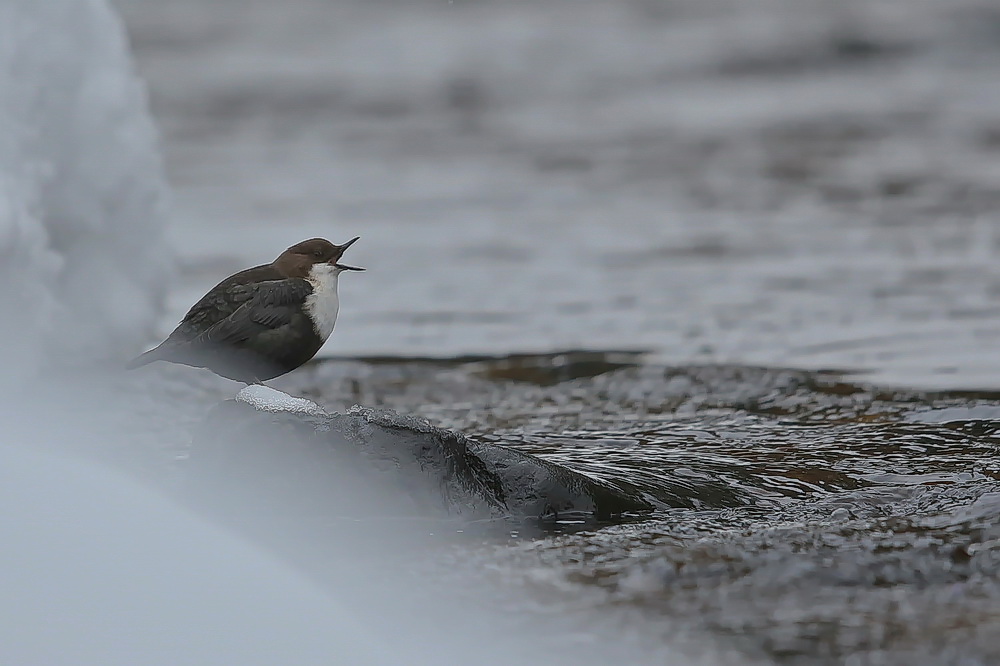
[126,347,163,370]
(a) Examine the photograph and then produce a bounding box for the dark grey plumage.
[128,238,362,383]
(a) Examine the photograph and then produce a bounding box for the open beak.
[332,236,365,271]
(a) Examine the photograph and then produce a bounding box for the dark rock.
[186,401,653,528]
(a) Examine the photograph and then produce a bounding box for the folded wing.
[193,279,314,348]
[129,278,314,376]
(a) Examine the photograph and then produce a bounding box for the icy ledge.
[193,400,658,521]
[235,385,327,416]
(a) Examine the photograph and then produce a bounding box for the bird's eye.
[313,250,324,258]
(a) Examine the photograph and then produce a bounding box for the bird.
[128,237,363,384]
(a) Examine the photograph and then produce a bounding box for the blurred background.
[116,0,1000,389]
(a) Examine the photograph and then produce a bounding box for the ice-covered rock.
[190,400,655,523]
[0,0,171,385]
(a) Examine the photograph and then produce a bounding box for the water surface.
[119,0,1000,388]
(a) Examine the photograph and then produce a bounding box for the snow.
[0,441,392,666]
[236,384,327,416]
[0,0,171,387]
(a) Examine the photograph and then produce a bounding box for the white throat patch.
[304,263,341,341]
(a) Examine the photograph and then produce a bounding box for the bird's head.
[275,237,364,278]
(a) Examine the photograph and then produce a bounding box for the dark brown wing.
[166,264,284,344]
[192,278,314,348]
[128,278,315,378]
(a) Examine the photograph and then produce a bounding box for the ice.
[0,0,171,387]
[347,404,438,433]
[236,384,327,416]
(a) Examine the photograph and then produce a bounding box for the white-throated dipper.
[128,237,363,383]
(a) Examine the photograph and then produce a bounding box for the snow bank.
[0,0,171,384]
[0,441,392,666]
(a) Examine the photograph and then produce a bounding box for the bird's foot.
[235,384,327,416]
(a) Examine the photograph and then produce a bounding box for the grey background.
[117,0,1000,388]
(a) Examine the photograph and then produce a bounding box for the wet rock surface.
[186,399,653,525]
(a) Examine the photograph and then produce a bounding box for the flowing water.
[276,355,1000,663]
[110,0,1000,662]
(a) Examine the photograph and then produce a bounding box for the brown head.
[272,237,364,278]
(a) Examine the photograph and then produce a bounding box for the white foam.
[236,384,327,416]
[0,0,171,387]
